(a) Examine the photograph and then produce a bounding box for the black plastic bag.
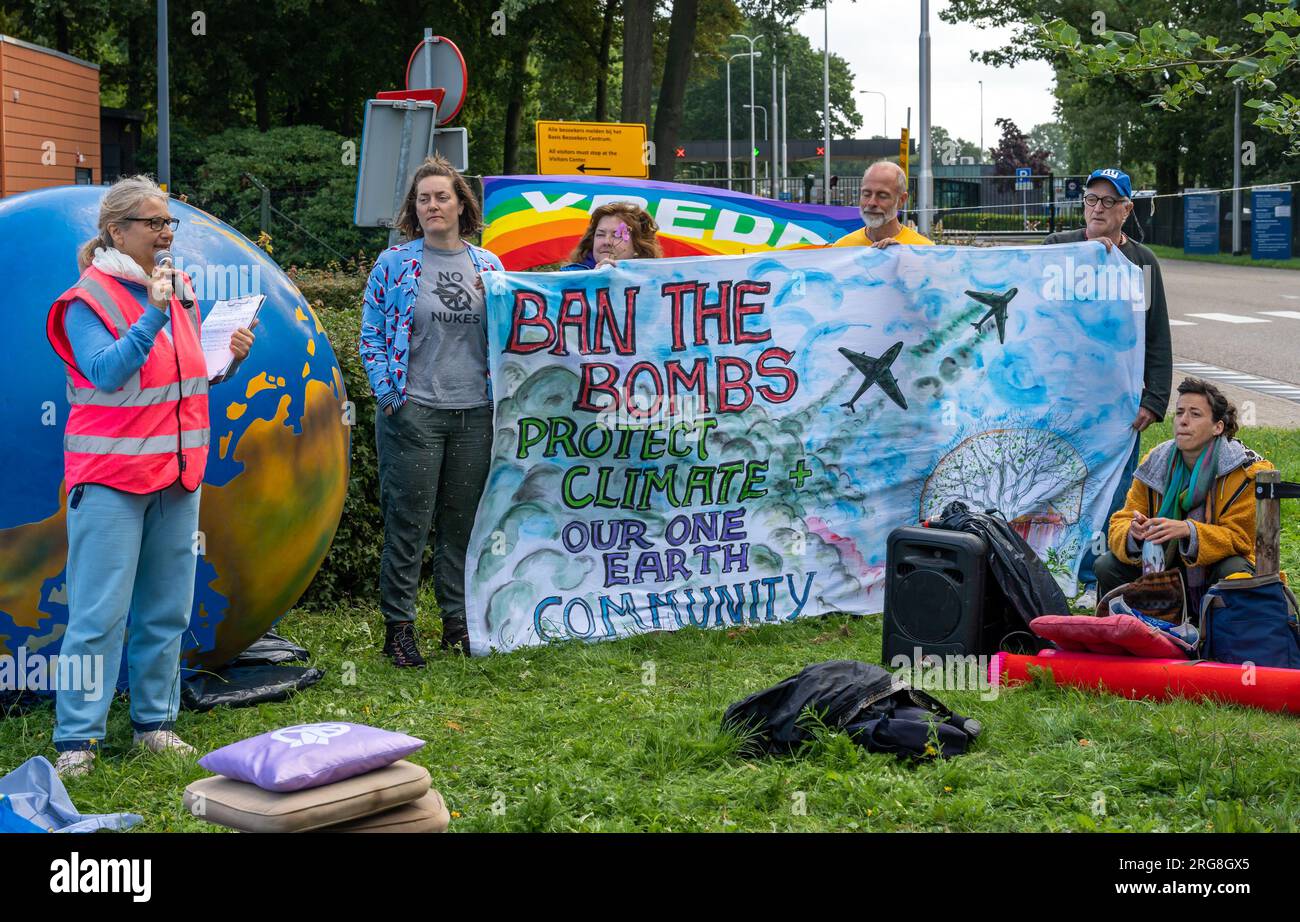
[182,665,325,712]
[180,630,321,711]
[229,630,311,667]
[722,660,981,759]
[0,689,46,717]
[933,500,1070,630]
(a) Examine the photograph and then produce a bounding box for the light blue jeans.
[53,481,200,752]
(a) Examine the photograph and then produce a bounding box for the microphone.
[153,249,191,310]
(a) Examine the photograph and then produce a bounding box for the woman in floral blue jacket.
[359,155,504,665]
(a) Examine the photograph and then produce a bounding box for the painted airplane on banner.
[967,287,1019,345]
[838,342,908,412]
[481,175,865,270]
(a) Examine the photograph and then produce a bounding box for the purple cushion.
[199,723,426,792]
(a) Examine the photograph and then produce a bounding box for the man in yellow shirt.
[833,161,933,248]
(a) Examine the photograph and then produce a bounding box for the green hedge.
[939,211,1062,232]
[293,268,386,609]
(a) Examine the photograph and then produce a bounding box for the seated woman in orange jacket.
[1096,377,1273,601]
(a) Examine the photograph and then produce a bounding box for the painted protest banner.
[481,174,863,269]
[466,242,1146,655]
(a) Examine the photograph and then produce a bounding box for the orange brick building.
[0,34,101,196]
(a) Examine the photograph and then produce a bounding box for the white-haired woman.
[45,175,255,777]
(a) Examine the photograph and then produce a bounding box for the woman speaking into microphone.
[45,175,255,778]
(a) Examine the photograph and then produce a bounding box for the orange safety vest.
[47,265,209,494]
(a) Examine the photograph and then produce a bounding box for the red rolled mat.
[990,649,1300,714]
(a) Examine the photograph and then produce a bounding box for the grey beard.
[861,209,890,229]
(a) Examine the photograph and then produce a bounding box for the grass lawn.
[3,423,1298,832]
[1146,244,1300,271]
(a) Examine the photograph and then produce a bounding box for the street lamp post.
[1232,0,1243,253]
[748,102,764,192]
[772,61,779,198]
[978,80,984,160]
[781,65,788,188]
[715,47,762,192]
[859,90,887,138]
[731,33,763,194]
[725,51,760,192]
[157,0,170,189]
[918,0,933,237]
[822,0,830,203]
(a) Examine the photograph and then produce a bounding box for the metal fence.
[675,173,1087,236]
[1134,184,1300,253]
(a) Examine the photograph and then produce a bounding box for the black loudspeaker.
[883,526,994,665]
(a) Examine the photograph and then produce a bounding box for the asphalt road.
[1159,258,1300,428]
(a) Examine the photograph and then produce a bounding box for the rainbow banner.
[481,175,863,270]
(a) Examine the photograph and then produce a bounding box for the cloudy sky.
[793,0,1059,149]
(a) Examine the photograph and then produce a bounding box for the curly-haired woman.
[1097,377,1274,601]
[561,202,663,270]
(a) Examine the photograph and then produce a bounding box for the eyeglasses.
[1082,194,1125,210]
[123,216,180,232]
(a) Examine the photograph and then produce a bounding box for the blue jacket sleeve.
[467,243,505,273]
[65,299,168,391]
[358,254,399,411]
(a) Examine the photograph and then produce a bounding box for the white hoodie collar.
[91,247,152,285]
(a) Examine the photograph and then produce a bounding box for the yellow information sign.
[535,120,649,178]
[899,128,910,182]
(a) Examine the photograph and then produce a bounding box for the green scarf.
[1157,437,1221,521]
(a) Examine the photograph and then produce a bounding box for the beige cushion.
[325,789,450,833]
[184,759,430,833]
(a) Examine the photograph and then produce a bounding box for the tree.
[170,125,386,266]
[941,1,1297,192]
[989,117,1053,174]
[651,0,702,180]
[593,0,620,120]
[930,125,983,166]
[1027,121,1069,172]
[621,0,655,125]
[1039,1,1300,154]
[680,27,861,144]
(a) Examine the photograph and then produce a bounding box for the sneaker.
[439,618,470,656]
[384,621,427,668]
[1074,586,1099,613]
[133,729,197,754]
[55,750,96,778]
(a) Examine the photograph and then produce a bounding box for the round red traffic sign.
[405,36,467,126]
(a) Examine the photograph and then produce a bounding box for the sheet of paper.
[201,294,264,378]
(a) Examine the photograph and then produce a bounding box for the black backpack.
[722,660,982,759]
[933,500,1071,631]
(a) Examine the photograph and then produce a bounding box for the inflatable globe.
[0,185,350,674]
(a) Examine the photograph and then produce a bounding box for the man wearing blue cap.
[1043,168,1172,607]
